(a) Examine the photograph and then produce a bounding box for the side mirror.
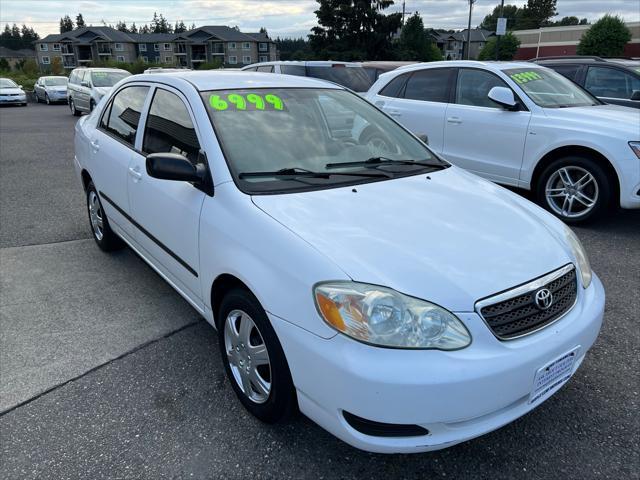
[18,85,23,89]
[488,86,518,110]
[631,90,640,101]
[81,81,90,87]
[417,133,429,145]
[146,153,205,183]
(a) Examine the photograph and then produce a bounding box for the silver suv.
[67,67,130,116]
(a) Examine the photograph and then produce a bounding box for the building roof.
[453,29,494,42]
[0,46,36,58]
[38,25,274,44]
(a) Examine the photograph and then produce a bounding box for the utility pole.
[466,0,475,60]
[496,0,505,60]
[402,0,406,25]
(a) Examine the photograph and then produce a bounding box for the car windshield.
[505,67,598,108]
[306,66,373,92]
[0,79,18,88]
[91,71,129,87]
[44,77,68,86]
[202,88,446,194]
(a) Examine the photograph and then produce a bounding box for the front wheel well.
[81,169,92,191]
[210,274,253,327]
[531,146,620,207]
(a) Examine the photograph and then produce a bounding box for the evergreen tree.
[577,15,631,57]
[398,13,440,61]
[76,13,86,29]
[130,22,138,33]
[140,24,150,34]
[174,21,187,34]
[518,0,557,29]
[59,15,74,33]
[116,21,129,32]
[478,32,520,60]
[189,23,197,30]
[480,4,520,32]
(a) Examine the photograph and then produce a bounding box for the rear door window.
[584,66,640,100]
[256,65,274,73]
[379,73,410,98]
[403,69,454,103]
[280,65,306,76]
[101,86,149,147]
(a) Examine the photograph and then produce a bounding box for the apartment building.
[35,25,277,69]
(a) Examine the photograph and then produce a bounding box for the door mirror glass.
[417,133,429,144]
[631,90,640,101]
[488,86,517,109]
[146,153,205,183]
[81,81,90,87]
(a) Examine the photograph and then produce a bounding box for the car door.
[92,84,150,241]
[373,68,454,154]
[34,79,43,100]
[128,86,207,305]
[584,65,640,108]
[442,68,531,184]
[78,70,92,110]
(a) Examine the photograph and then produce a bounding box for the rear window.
[306,66,372,92]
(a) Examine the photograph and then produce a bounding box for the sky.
[0,0,638,38]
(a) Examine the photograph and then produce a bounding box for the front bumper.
[270,274,604,453]
[618,156,640,209]
[0,95,26,104]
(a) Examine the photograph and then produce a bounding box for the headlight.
[563,225,592,288]
[314,282,471,350]
[629,142,640,159]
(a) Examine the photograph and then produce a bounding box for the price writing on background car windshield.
[510,71,542,84]
[209,93,285,111]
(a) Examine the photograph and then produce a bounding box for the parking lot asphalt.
[1,103,639,479]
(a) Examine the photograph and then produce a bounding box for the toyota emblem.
[534,288,553,310]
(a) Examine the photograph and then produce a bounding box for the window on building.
[114,43,123,51]
[455,68,509,108]
[41,56,50,65]
[164,43,171,51]
[259,55,268,62]
[154,44,159,51]
[258,43,268,52]
[53,43,61,51]
[228,56,237,64]
[116,56,125,62]
[242,42,251,50]
[39,44,48,51]
[228,42,236,49]
[143,88,201,165]
[243,56,252,64]
[139,44,147,52]
[403,68,454,103]
[101,86,150,147]
[165,56,172,63]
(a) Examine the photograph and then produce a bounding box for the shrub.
[577,15,631,57]
[478,32,521,61]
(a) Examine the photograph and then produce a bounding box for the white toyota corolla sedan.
[74,71,604,453]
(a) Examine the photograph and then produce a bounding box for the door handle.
[128,166,142,181]
[447,116,462,124]
[387,109,402,117]
[90,139,100,151]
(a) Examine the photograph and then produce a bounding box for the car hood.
[46,85,67,93]
[252,167,572,312]
[0,87,24,95]
[543,104,640,137]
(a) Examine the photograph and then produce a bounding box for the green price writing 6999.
[209,93,284,111]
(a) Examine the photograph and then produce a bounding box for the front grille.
[477,266,577,340]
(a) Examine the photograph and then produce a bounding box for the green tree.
[116,21,129,32]
[577,15,631,57]
[398,12,441,61]
[478,32,520,60]
[75,13,85,29]
[130,22,138,33]
[59,15,74,33]
[480,4,520,32]
[0,57,10,71]
[309,0,402,60]
[518,0,557,29]
[50,56,64,74]
[21,58,39,76]
[174,21,187,33]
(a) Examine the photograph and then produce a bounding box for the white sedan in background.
[366,61,640,223]
[0,78,27,106]
[74,71,604,453]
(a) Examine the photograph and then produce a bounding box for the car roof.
[533,56,640,68]
[73,67,130,73]
[242,60,363,69]
[391,60,540,74]
[125,70,346,91]
[39,75,68,79]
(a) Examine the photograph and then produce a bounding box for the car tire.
[536,156,612,224]
[35,93,41,103]
[86,181,123,251]
[217,288,297,424]
[45,93,50,105]
[70,98,81,116]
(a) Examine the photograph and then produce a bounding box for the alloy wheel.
[545,166,599,219]
[88,191,104,240]
[45,94,50,105]
[223,309,272,404]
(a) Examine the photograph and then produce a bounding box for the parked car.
[0,78,27,106]
[144,67,192,74]
[241,61,373,93]
[532,56,640,109]
[67,67,131,116]
[34,75,69,104]
[361,61,417,83]
[366,61,640,223]
[74,70,604,454]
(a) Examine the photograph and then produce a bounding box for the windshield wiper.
[325,157,446,170]
[238,167,389,179]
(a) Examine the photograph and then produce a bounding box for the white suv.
[366,61,640,223]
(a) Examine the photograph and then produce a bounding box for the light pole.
[466,0,476,60]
